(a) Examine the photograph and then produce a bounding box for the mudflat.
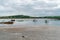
[0,26,60,40]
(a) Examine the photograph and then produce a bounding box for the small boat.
[33,19,37,22]
[0,19,15,24]
[0,22,13,24]
[11,19,15,21]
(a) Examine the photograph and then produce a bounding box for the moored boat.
[0,22,13,24]
[0,19,15,24]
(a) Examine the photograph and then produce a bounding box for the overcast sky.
[0,0,60,16]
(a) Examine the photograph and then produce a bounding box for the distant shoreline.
[0,15,60,20]
[0,18,59,20]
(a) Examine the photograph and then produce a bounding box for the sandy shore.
[0,26,60,40]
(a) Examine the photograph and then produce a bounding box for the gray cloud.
[0,0,60,16]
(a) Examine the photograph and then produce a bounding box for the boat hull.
[0,22,13,24]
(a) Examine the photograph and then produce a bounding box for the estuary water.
[0,19,60,27]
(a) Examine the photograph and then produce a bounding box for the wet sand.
[0,26,60,40]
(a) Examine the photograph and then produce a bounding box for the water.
[0,19,60,27]
[0,19,60,40]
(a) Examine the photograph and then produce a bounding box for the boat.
[11,19,15,21]
[33,19,37,22]
[0,22,13,24]
[0,20,15,24]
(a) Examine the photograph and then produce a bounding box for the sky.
[0,0,60,16]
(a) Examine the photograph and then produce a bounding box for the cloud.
[0,0,60,16]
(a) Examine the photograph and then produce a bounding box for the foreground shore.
[0,26,60,40]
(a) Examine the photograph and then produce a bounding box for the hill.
[0,15,31,19]
[0,15,60,19]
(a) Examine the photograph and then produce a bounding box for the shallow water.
[0,19,60,27]
[0,19,60,40]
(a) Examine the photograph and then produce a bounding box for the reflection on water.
[0,19,60,27]
[15,19,60,26]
